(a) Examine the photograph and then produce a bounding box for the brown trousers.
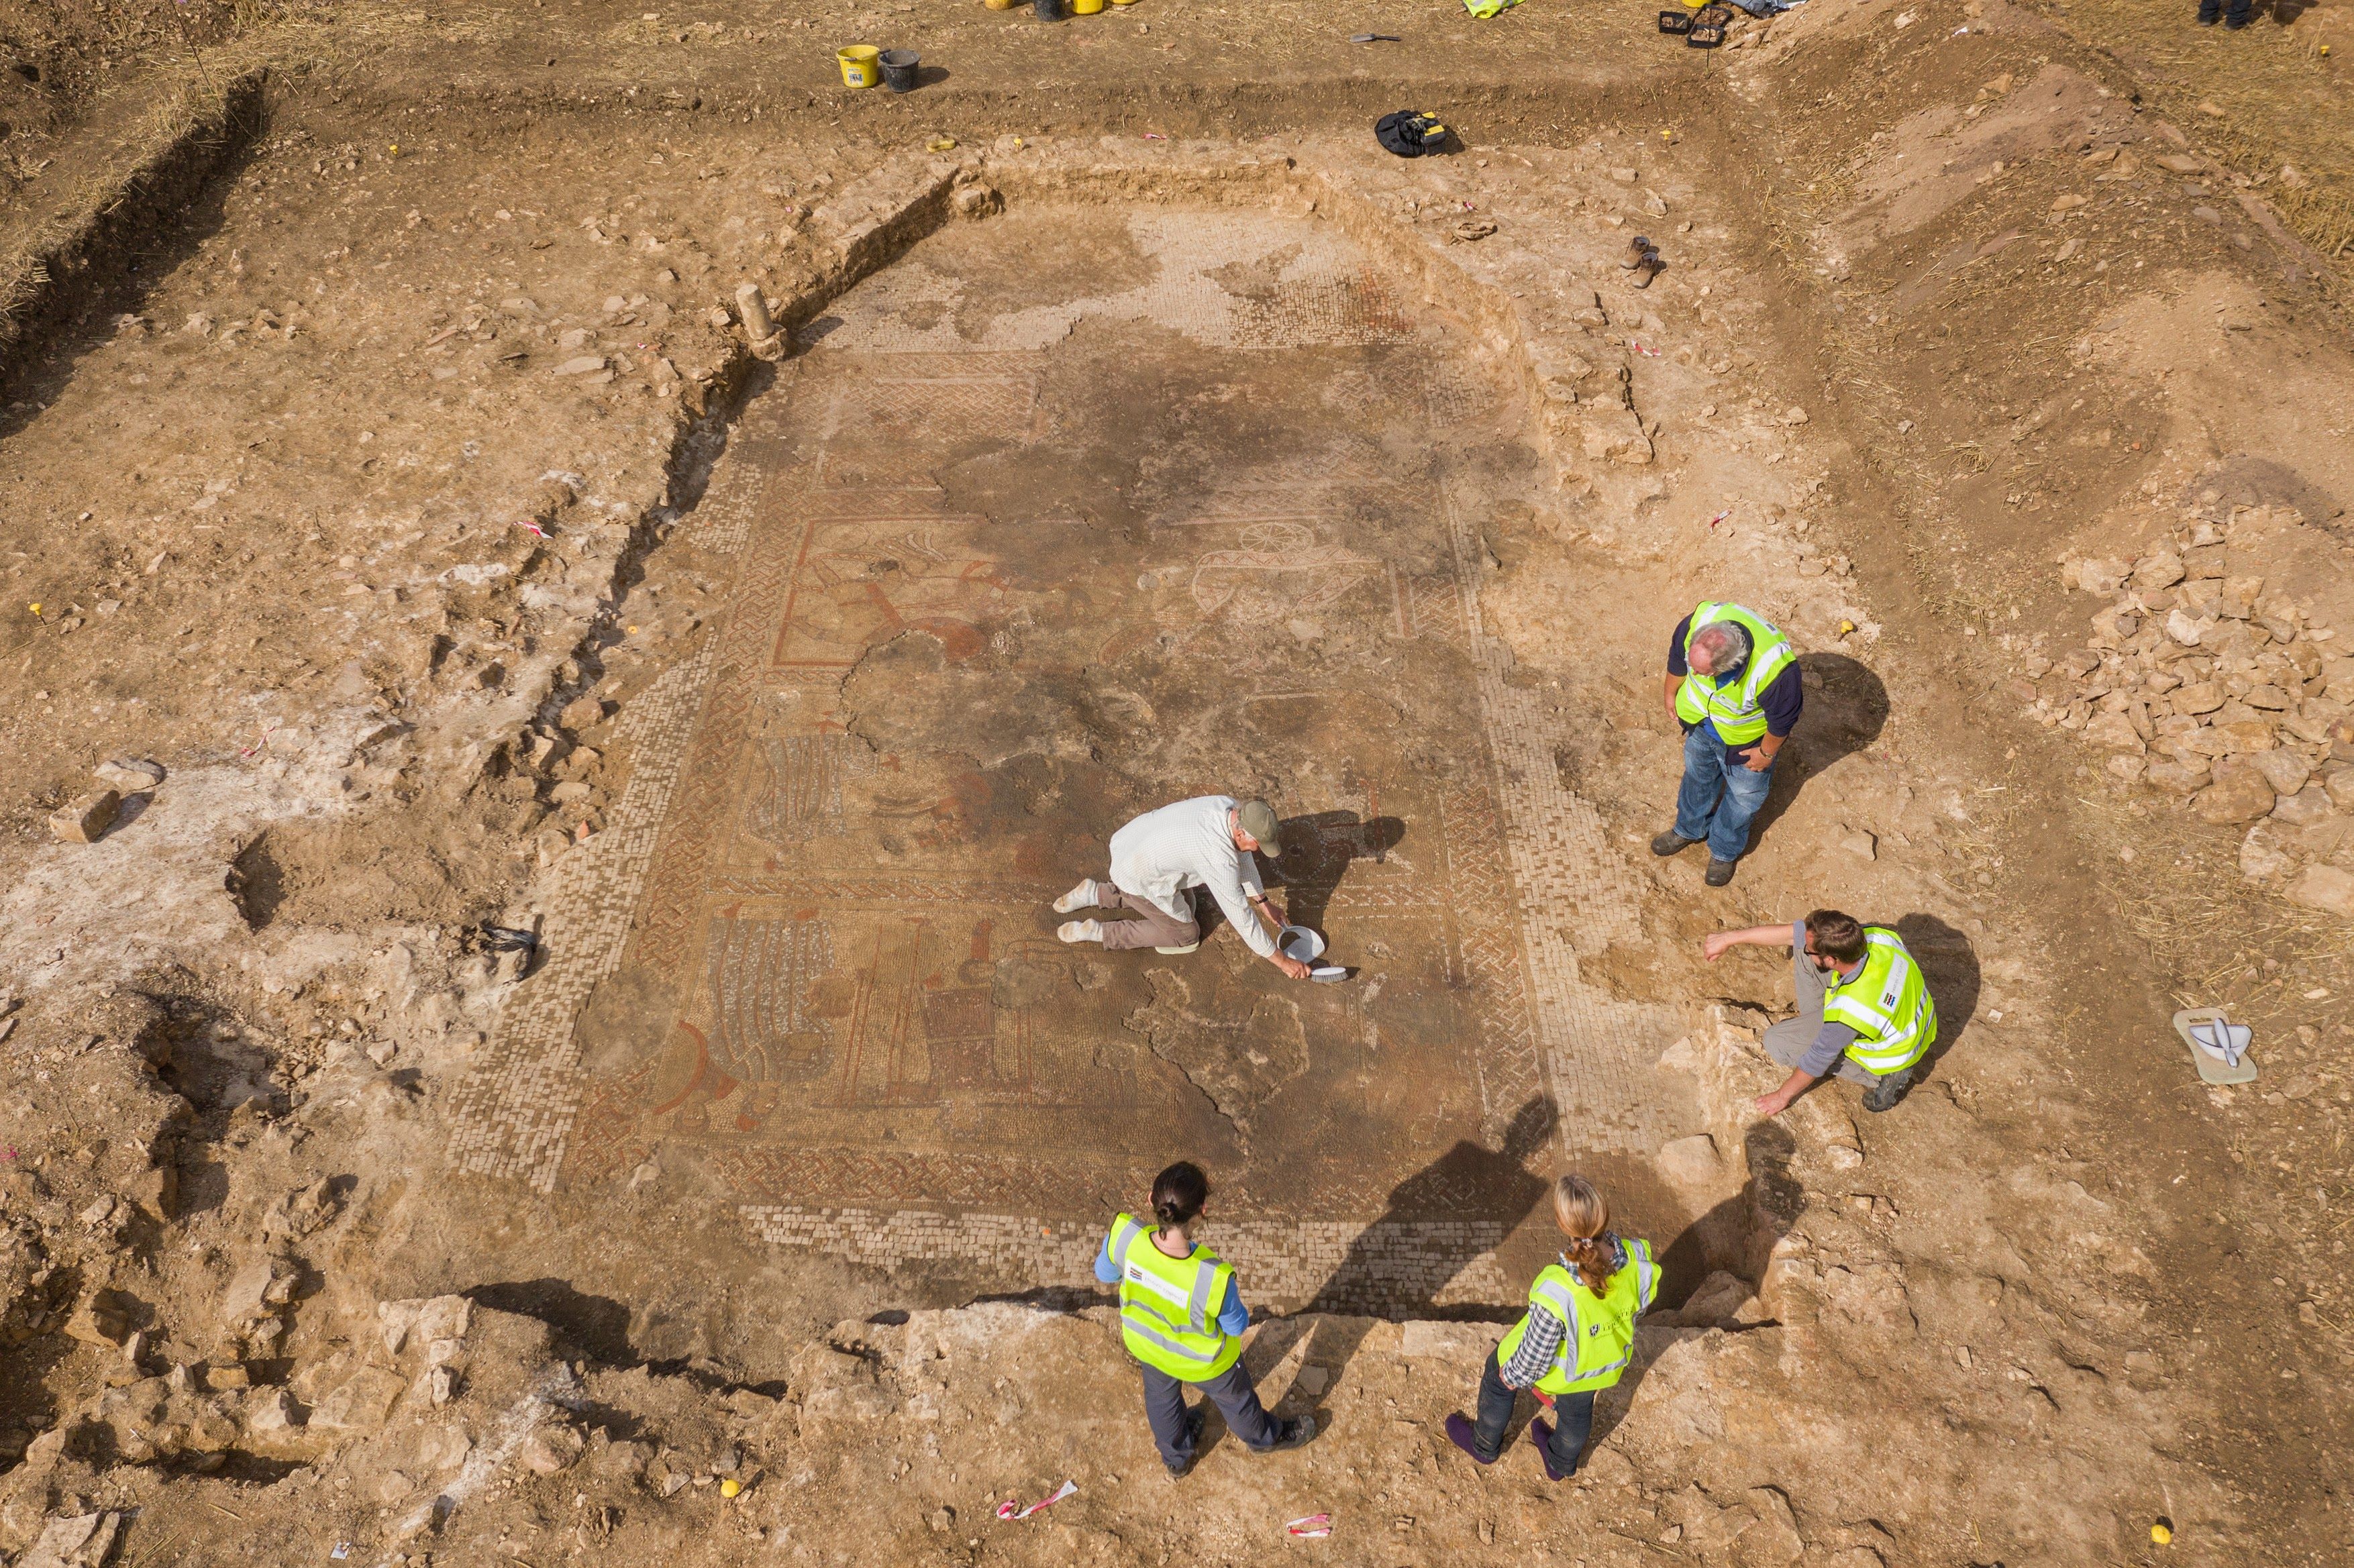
[1096,886,1200,951]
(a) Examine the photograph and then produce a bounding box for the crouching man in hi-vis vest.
[1096,1162,1317,1477]
[1445,1175,1657,1481]
[1702,908,1937,1115]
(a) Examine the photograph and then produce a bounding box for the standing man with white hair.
[1653,602,1801,887]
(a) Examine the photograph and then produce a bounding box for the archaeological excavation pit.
[9,1,2349,1557]
[449,181,1732,1315]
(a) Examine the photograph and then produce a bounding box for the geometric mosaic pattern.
[448,642,714,1188]
[450,197,1681,1310]
[741,1207,1514,1314]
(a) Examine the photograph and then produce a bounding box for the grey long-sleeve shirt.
[1107,795,1278,959]
[1791,920,1862,1078]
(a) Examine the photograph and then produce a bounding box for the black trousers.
[2197,0,2252,23]
[1141,1359,1279,1469]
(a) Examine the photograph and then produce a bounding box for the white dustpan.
[2173,1008,2257,1086]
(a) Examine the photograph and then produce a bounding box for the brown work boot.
[1650,830,1700,857]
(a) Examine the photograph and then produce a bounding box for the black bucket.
[1034,0,1064,18]
[879,48,919,91]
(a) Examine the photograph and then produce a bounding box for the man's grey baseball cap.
[1238,799,1282,855]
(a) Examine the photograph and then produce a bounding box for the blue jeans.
[1472,1345,1594,1471]
[1674,725,1775,863]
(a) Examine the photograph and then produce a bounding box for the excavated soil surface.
[443,196,1708,1316]
[0,3,2350,1567]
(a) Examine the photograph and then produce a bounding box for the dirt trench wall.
[0,66,268,397]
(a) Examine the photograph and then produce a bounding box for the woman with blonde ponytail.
[1445,1174,1657,1480]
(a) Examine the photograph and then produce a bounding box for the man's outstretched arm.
[1701,924,1796,962]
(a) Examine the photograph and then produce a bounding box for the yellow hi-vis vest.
[1107,1212,1243,1381]
[1822,927,1937,1076]
[1674,602,1797,745]
[1494,1238,1658,1397]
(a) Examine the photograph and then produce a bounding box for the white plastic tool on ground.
[2173,1007,2257,1086]
[1278,925,1327,963]
[996,1480,1077,1521]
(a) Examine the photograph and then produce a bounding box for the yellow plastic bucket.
[838,45,881,88]
[1072,0,1105,11]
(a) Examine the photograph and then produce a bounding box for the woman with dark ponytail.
[1445,1173,1657,1479]
[1096,1161,1317,1477]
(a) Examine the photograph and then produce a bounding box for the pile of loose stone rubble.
[2018,501,2354,917]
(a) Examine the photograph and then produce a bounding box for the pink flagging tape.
[1286,1514,1334,1538]
[996,1480,1077,1522]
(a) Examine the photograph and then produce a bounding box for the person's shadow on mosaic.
[1266,809,1409,939]
[1251,1096,1557,1436]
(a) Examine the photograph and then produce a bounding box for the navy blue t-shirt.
[1668,613,1803,758]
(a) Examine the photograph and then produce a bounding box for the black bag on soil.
[1375,110,1448,158]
